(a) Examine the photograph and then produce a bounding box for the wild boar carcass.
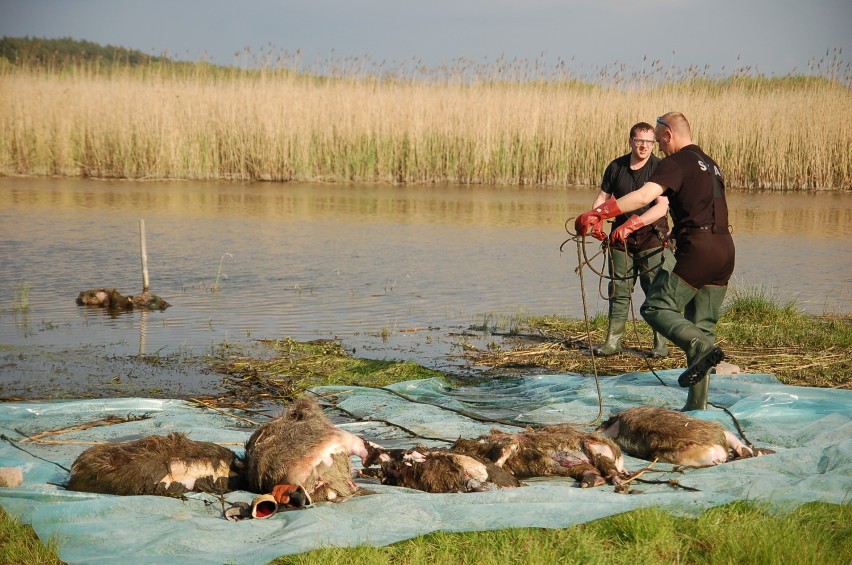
[66,432,244,496]
[597,405,774,466]
[244,396,368,502]
[362,442,520,493]
[452,424,628,488]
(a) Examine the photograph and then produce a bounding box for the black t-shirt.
[601,153,668,251]
[649,144,729,234]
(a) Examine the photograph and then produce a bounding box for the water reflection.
[4,178,852,234]
[0,177,849,365]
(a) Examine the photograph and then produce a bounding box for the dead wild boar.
[451,424,628,488]
[65,432,244,496]
[596,405,774,466]
[76,288,134,310]
[361,443,520,493]
[243,396,368,502]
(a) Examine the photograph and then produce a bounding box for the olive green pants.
[640,270,727,355]
[607,247,675,321]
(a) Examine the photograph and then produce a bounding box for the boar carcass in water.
[361,442,521,493]
[76,288,134,310]
[65,432,244,496]
[244,396,369,502]
[451,424,629,488]
[76,288,171,311]
[596,405,775,466]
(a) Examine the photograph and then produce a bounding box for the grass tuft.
[466,284,851,388]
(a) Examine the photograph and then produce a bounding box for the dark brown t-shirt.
[649,144,728,233]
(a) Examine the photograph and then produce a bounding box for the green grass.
[270,501,852,565]
[0,507,63,565]
[718,284,852,350]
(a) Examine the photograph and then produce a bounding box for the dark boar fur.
[244,396,369,502]
[362,443,521,493]
[597,405,775,466]
[451,424,628,488]
[76,288,134,310]
[75,288,170,311]
[65,432,244,496]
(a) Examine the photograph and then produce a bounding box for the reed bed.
[1,56,850,189]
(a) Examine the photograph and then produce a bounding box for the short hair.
[629,122,654,138]
[658,112,692,137]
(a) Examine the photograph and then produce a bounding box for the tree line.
[0,36,171,66]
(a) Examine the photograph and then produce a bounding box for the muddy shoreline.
[0,328,502,405]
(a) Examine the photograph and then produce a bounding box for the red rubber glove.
[611,215,645,244]
[589,221,607,241]
[574,197,623,238]
[272,483,311,508]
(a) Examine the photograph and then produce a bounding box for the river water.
[1,177,850,395]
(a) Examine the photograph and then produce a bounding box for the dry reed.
[1,54,850,189]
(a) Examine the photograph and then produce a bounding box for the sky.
[1,0,850,79]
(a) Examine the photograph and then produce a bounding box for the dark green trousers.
[640,270,727,355]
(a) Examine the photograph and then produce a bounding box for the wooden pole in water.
[139,219,150,293]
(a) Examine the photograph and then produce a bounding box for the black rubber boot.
[595,319,625,356]
[681,370,710,411]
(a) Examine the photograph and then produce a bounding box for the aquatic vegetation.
[212,252,233,293]
[12,282,30,312]
[1,50,849,189]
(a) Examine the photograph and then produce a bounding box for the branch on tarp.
[1,434,72,473]
[311,391,453,443]
[188,397,262,426]
[16,413,152,443]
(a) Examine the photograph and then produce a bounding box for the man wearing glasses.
[588,122,674,358]
[575,112,733,411]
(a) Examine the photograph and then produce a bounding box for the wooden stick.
[188,398,261,426]
[16,414,150,442]
[139,219,150,292]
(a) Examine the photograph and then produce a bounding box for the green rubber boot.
[650,331,669,358]
[641,270,698,345]
[595,319,626,356]
[681,370,710,411]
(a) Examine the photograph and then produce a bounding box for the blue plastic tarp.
[0,370,850,564]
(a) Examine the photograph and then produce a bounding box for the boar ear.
[598,415,616,430]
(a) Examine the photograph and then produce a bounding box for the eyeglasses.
[656,116,672,130]
[631,138,656,146]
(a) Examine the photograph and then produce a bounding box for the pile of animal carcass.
[64,396,773,521]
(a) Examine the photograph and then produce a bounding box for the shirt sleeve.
[649,156,683,196]
[600,161,617,193]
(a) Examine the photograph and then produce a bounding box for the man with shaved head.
[575,112,734,411]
